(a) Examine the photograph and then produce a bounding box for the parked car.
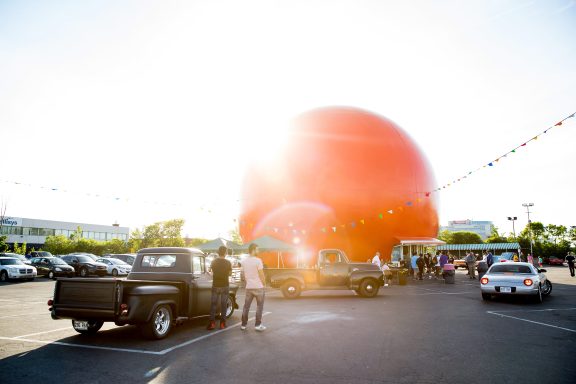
[66,252,100,261]
[0,257,37,282]
[103,253,137,266]
[0,252,31,265]
[492,252,516,263]
[95,257,132,276]
[480,262,551,303]
[545,256,566,266]
[30,257,75,279]
[26,251,53,259]
[60,255,107,277]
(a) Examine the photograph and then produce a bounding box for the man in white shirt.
[240,243,266,331]
[371,252,382,268]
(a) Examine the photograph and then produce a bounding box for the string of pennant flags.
[431,111,575,192]
[2,111,574,235]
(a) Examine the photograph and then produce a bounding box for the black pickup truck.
[49,247,239,340]
[265,249,384,298]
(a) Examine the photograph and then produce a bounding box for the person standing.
[566,252,575,277]
[465,251,476,279]
[416,253,425,280]
[241,243,267,331]
[410,252,419,280]
[486,250,494,268]
[207,246,232,330]
[381,263,392,286]
[371,252,382,269]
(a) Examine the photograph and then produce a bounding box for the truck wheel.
[142,304,173,340]
[0,271,8,282]
[72,320,104,334]
[281,280,301,299]
[358,278,379,298]
[80,267,89,277]
[223,295,235,319]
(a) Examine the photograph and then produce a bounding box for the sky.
[1,0,575,239]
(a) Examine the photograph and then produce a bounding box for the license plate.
[500,287,512,293]
[74,321,89,330]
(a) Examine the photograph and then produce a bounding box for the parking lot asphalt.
[1,266,575,384]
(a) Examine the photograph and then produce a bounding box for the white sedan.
[480,262,552,303]
[95,258,132,276]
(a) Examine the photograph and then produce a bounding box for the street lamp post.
[507,216,517,239]
[522,203,534,258]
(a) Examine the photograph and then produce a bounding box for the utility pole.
[522,203,534,257]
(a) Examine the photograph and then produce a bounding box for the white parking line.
[0,312,49,319]
[0,312,271,355]
[14,327,73,339]
[487,308,576,333]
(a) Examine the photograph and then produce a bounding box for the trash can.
[395,270,408,285]
[443,263,455,284]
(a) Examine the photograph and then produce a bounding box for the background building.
[0,216,129,250]
[440,220,493,240]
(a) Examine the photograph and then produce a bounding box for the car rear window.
[141,254,177,268]
[490,264,533,274]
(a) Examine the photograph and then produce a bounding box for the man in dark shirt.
[207,246,232,330]
[566,252,575,277]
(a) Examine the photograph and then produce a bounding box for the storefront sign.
[0,217,22,226]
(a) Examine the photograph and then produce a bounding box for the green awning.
[437,243,520,251]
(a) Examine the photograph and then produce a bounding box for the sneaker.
[255,324,267,332]
[219,321,226,330]
[206,320,216,331]
[240,325,247,330]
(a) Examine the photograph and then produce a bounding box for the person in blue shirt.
[486,251,494,268]
[410,252,419,280]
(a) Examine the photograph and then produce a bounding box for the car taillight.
[481,277,489,285]
[523,279,533,286]
[47,299,53,306]
[120,303,128,316]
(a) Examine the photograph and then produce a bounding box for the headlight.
[55,268,62,272]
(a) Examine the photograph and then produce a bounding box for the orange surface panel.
[240,107,439,264]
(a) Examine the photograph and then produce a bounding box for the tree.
[44,235,74,255]
[450,231,483,244]
[485,225,508,244]
[437,230,453,244]
[12,242,27,255]
[132,219,186,250]
[546,224,567,245]
[229,227,243,244]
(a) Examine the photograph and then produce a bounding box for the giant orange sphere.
[239,107,439,264]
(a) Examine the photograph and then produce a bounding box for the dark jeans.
[569,263,575,277]
[242,288,265,326]
[209,286,229,321]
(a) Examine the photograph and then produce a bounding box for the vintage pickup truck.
[264,249,383,298]
[49,247,239,340]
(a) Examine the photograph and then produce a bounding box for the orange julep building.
[239,107,440,267]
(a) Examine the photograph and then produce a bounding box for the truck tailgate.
[52,278,119,320]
